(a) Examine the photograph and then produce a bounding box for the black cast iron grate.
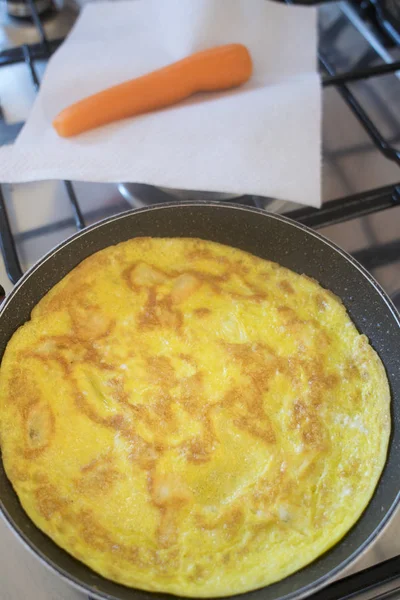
[0,3,399,596]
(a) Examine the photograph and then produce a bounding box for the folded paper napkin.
[0,0,321,206]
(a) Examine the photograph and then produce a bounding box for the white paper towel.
[0,0,321,206]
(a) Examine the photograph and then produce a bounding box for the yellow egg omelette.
[0,237,390,597]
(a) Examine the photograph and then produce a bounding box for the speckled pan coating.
[0,202,399,600]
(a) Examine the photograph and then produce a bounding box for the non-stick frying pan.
[0,202,399,600]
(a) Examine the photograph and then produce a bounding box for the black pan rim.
[0,200,399,600]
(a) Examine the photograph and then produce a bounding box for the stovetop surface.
[0,1,399,599]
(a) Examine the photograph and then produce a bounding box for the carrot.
[52,44,252,138]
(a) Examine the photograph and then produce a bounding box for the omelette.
[0,237,390,597]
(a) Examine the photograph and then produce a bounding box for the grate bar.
[14,201,128,243]
[0,39,62,67]
[308,555,400,600]
[339,1,400,80]
[22,45,40,91]
[319,53,400,165]
[0,188,23,284]
[26,0,50,54]
[63,181,86,230]
[287,184,400,229]
[23,51,87,231]
[323,60,400,87]
[353,239,400,271]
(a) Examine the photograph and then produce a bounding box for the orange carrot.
[53,44,252,138]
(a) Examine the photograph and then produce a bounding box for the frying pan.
[0,202,399,600]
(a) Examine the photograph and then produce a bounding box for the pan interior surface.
[0,222,395,600]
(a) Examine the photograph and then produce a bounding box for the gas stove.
[0,1,399,599]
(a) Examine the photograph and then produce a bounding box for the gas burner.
[0,0,77,52]
[6,0,52,19]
